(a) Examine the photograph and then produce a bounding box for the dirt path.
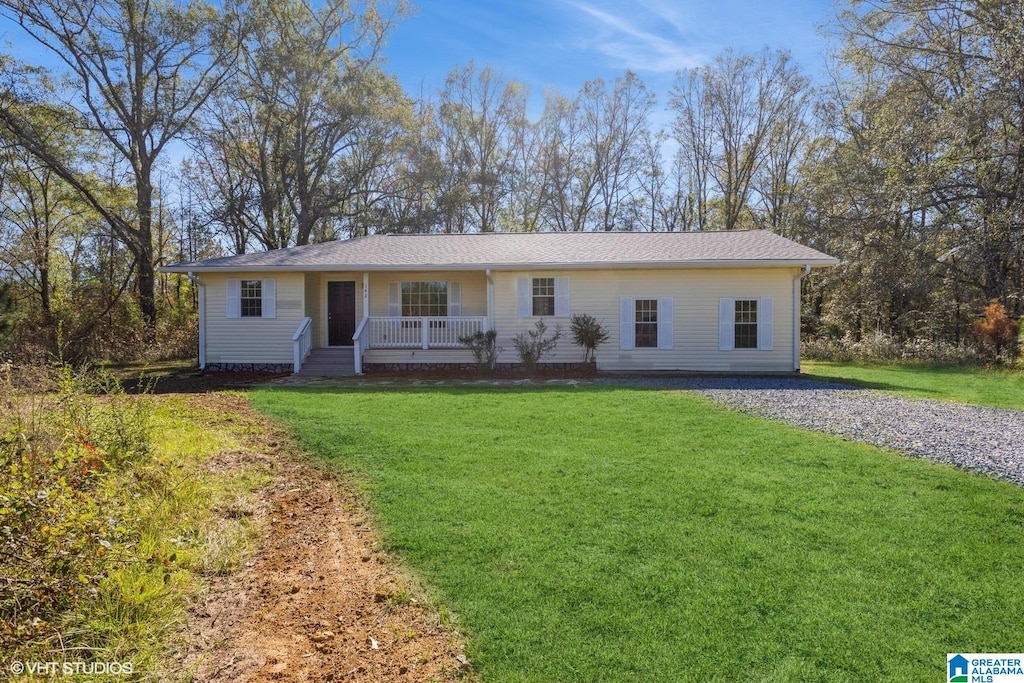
[180,394,471,682]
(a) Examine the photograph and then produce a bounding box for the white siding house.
[162,231,837,374]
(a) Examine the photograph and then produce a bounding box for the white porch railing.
[365,316,487,349]
[292,316,313,373]
[352,316,369,375]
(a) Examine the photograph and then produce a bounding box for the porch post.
[485,268,494,332]
[356,272,369,375]
[189,272,206,370]
[362,272,369,317]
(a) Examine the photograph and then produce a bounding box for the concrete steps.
[295,347,356,377]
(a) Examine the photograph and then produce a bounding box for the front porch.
[293,314,488,375]
[288,270,493,375]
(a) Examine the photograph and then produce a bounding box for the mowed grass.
[804,361,1024,410]
[252,386,1024,682]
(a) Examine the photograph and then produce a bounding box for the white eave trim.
[159,258,840,274]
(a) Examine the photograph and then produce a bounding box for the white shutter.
[226,279,241,318]
[517,277,531,317]
[619,298,635,350]
[388,282,401,316]
[719,298,735,351]
[554,277,570,317]
[657,297,674,350]
[261,279,276,319]
[449,281,461,316]
[758,296,774,350]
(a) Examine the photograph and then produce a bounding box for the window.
[240,280,262,317]
[719,297,772,351]
[734,299,758,349]
[635,299,658,348]
[620,297,673,350]
[532,278,555,316]
[518,277,569,318]
[401,281,447,317]
[226,278,275,319]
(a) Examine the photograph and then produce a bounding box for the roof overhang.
[160,258,840,274]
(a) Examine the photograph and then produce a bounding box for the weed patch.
[0,366,271,679]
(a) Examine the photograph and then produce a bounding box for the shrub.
[974,300,1020,362]
[512,320,561,372]
[569,313,609,365]
[802,332,981,365]
[0,362,152,658]
[458,329,503,372]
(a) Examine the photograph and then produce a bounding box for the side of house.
[490,267,798,372]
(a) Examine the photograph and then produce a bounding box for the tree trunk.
[136,172,157,340]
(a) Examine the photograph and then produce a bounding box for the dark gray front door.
[327,281,356,346]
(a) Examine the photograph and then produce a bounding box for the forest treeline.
[0,0,1020,363]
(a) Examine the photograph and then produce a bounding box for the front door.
[327,281,356,346]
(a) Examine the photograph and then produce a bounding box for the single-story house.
[160,230,838,375]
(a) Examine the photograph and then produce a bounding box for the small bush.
[458,329,503,372]
[512,320,562,372]
[569,313,609,365]
[974,300,1020,363]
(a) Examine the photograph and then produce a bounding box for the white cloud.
[563,0,706,73]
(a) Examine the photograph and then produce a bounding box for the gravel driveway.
[600,377,1024,486]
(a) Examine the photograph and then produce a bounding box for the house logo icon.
[949,654,969,683]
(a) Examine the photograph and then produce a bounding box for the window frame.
[532,277,556,317]
[734,299,758,349]
[240,279,263,318]
[634,299,658,348]
[400,281,448,318]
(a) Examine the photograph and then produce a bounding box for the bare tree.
[433,61,527,233]
[671,48,811,231]
[584,72,655,231]
[537,89,599,232]
[670,69,714,230]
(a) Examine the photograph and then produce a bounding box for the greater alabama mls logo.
[949,654,1024,683]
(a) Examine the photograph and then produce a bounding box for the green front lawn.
[253,385,1024,682]
[803,361,1024,410]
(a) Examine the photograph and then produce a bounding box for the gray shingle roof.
[162,230,838,272]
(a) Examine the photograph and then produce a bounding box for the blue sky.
[386,0,837,114]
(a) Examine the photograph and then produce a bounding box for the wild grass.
[0,365,271,682]
[804,361,1024,410]
[253,384,1024,683]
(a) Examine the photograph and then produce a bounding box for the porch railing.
[365,316,486,349]
[352,316,369,375]
[292,316,313,373]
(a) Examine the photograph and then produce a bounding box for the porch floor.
[296,347,356,377]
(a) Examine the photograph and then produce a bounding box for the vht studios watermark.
[949,654,1024,683]
[9,660,134,676]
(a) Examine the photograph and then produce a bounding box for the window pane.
[240,279,262,317]
[532,277,555,316]
[735,324,758,349]
[635,299,657,348]
[735,299,757,323]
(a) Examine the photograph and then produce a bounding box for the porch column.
[190,272,206,369]
[485,268,494,332]
[362,272,369,317]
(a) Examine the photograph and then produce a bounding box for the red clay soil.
[179,395,472,682]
